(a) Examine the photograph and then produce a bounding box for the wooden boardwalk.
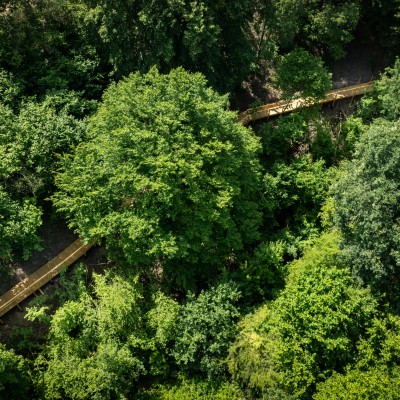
[0,239,93,318]
[238,82,374,125]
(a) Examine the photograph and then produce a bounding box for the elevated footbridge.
[0,239,93,318]
[238,82,374,125]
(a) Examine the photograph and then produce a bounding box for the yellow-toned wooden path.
[0,81,374,319]
[238,82,374,125]
[0,239,93,318]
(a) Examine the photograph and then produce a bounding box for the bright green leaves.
[0,95,86,197]
[373,59,400,121]
[53,68,262,284]
[314,366,400,400]
[39,274,146,400]
[139,377,246,400]
[0,188,42,263]
[12,100,86,196]
[0,104,19,178]
[227,233,378,399]
[0,95,85,268]
[0,344,31,399]
[0,69,22,108]
[274,48,331,100]
[357,60,400,123]
[37,276,241,398]
[314,314,400,399]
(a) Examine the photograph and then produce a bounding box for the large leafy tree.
[334,119,400,299]
[53,68,262,285]
[227,233,378,399]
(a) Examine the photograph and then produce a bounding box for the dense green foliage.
[357,59,400,122]
[0,187,41,265]
[82,0,255,91]
[0,344,31,399]
[139,378,246,400]
[36,276,241,399]
[314,367,400,399]
[0,90,86,271]
[334,119,400,297]
[274,49,331,100]
[314,314,400,399]
[227,233,378,399]
[0,0,107,97]
[172,282,241,379]
[53,68,262,287]
[1,1,400,399]
[263,155,330,237]
[37,274,146,399]
[1,0,385,97]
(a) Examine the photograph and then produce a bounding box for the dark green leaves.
[172,282,241,379]
[0,344,31,399]
[334,119,400,297]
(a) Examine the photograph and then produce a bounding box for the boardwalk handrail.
[0,239,93,318]
[238,82,374,125]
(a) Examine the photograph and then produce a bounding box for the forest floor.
[0,212,76,295]
[0,213,106,341]
[0,35,389,332]
[231,36,387,112]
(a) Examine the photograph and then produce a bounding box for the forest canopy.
[1,0,400,399]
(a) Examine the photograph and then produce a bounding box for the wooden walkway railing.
[0,239,93,318]
[238,82,374,125]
